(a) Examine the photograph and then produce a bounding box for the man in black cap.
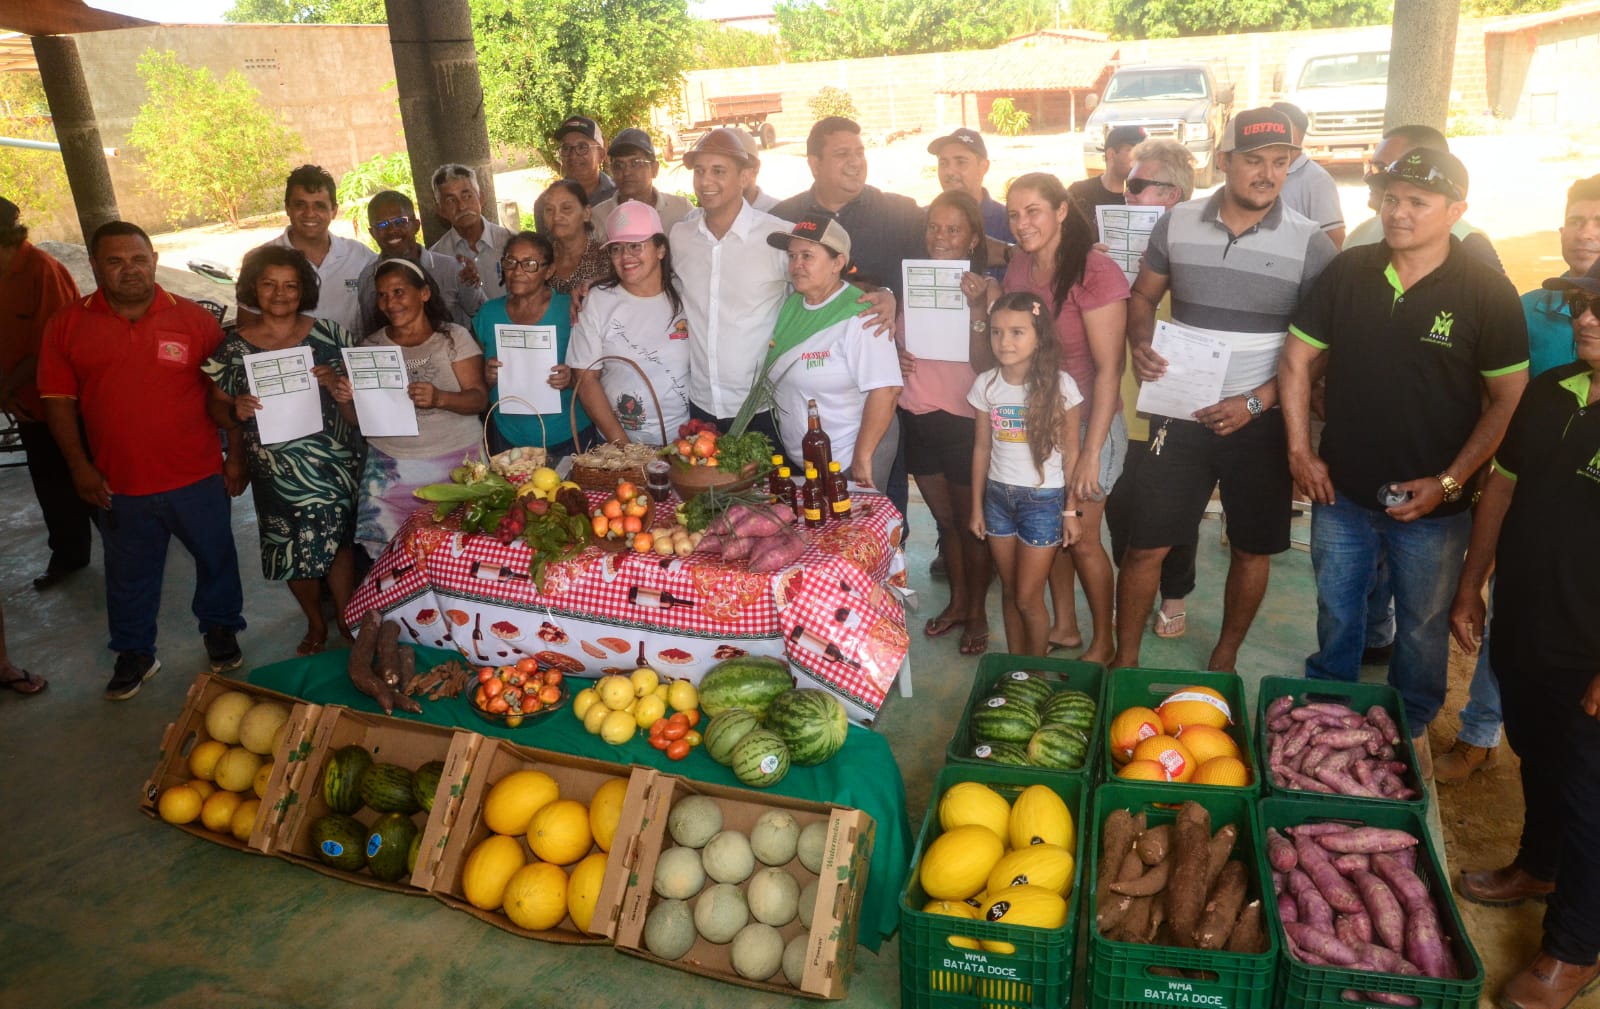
[927,127,1012,244]
[1271,101,1345,248]
[591,127,693,244]
[1448,257,1600,1009]
[1280,147,1529,778]
[1070,124,1146,230]
[551,114,616,206]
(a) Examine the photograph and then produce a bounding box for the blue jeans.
[983,481,1065,548]
[1459,585,1504,748]
[1305,492,1471,732]
[97,474,245,656]
[1364,556,1396,649]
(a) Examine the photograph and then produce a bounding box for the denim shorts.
[984,481,1066,548]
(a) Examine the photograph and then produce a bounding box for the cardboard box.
[140,672,323,855]
[613,774,875,1000]
[276,706,481,894]
[428,738,655,943]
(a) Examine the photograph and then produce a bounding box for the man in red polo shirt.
[37,221,245,700]
[0,196,92,592]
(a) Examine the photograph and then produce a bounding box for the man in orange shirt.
[0,197,91,592]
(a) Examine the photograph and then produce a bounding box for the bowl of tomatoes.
[468,657,568,727]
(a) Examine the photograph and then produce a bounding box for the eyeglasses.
[501,256,548,274]
[559,143,598,158]
[1370,159,1464,203]
[607,242,648,257]
[1564,290,1598,319]
[372,216,413,231]
[611,156,655,172]
[1126,178,1177,196]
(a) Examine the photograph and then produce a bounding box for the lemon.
[158,784,204,825]
[667,679,698,713]
[214,747,264,793]
[582,703,610,735]
[653,683,670,702]
[572,687,600,721]
[188,739,229,782]
[252,761,274,799]
[630,667,660,697]
[530,467,561,493]
[597,675,634,711]
[231,798,262,842]
[634,694,667,729]
[200,789,244,834]
[599,709,637,745]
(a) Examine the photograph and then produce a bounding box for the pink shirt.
[896,309,976,418]
[1002,248,1129,414]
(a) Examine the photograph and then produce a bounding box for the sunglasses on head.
[1564,289,1599,319]
[1126,178,1177,196]
[1371,160,1463,203]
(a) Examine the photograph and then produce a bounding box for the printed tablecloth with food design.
[346,490,910,722]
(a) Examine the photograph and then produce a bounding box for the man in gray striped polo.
[1112,107,1337,673]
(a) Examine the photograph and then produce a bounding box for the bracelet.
[1437,472,1463,503]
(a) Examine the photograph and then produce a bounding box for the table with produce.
[345,434,910,724]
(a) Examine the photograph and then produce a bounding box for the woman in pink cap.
[568,201,692,446]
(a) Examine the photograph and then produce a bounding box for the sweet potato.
[1316,727,1377,750]
[1404,906,1454,978]
[1225,900,1265,954]
[1301,743,1333,775]
[719,534,757,561]
[1366,705,1402,745]
[1297,882,1335,931]
[1335,915,1365,949]
[1295,834,1364,914]
[1267,715,1295,734]
[1266,828,1297,872]
[748,532,808,572]
[1353,869,1406,952]
[1165,802,1212,948]
[731,505,790,538]
[1321,747,1359,774]
[1282,719,1315,758]
[1284,922,1361,966]
[1353,941,1422,976]
[1266,695,1295,721]
[1277,891,1299,924]
[1277,767,1337,794]
[1111,860,1171,897]
[1137,824,1172,866]
[1313,765,1383,798]
[1319,828,1420,854]
[1371,853,1431,915]
[1391,848,1418,871]
[1332,853,1371,876]
[1202,823,1239,896]
[1346,910,1374,945]
[1355,992,1422,1008]
[1195,861,1248,950]
[1289,823,1356,838]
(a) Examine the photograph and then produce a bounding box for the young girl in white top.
[969,292,1085,656]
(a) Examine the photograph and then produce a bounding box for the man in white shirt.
[428,163,514,300]
[591,129,694,244]
[355,190,486,333]
[1271,102,1346,248]
[252,164,375,335]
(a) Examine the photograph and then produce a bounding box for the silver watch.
[1245,394,1264,417]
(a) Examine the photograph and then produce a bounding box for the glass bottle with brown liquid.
[826,460,851,520]
[766,454,786,504]
[801,465,826,529]
[776,466,799,520]
[802,399,833,479]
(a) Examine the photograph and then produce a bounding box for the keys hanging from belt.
[1151,420,1170,456]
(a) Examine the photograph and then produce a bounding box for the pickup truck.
[1082,62,1235,187]
[1275,32,1390,165]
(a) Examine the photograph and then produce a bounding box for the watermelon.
[764,689,847,767]
[366,812,420,882]
[359,763,421,815]
[321,745,373,815]
[1027,724,1090,770]
[969,695,1040,743]
[970,741,1030,766]
[699,657,795,719]
[413,760,445,813]
[732,729,791,788]
[310,813,368,871]
[704,708,761,766]
[992,671,1054,708]
[1038,690,1097,733]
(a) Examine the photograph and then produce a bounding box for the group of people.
[2,104,1598,1008]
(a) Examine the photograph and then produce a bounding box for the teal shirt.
[1521,287,1579,379]
[473,294,591,449]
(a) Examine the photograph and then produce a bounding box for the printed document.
[341,346,418,437]
[243,346,322,445]
[494,324,562,414]
[1096,205,1163,286]
[902,259,972,363]
[1136,320,1232,419]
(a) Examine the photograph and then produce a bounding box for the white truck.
[1276,31,1391,166]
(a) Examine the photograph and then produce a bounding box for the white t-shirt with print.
[769,285,904,472]
[967,368,1084,489]
[566,285,692,446]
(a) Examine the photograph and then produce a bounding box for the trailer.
[665,92,782,159]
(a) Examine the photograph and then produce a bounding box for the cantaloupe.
[750,810,800,866]
[238,701,290,755]
[730,922,785,980]
[783,931,809,988]
[668,795,723,848]
[797,820,828,874]
[702,830,755,884]
[798,878,818,929]
[694,882,749,942]
[644,899,696,959]
[204,691,254,745]
[746,867,800,926]
[654,845,707,900]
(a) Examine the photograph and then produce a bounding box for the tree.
[774,0,1021,60]
[222,0,385,22]
[127,50,305,227]
[690,22,782,69]
[473,0,693,163]
[1095,0,1387,38]
[0,74,71,238]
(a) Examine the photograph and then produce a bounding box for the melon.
[1026,723,1090,770]
[919,824,1005,901]
[567,851,609,933]
[527,799,593,865]
[980,884,1067,929]
[1037,689,1097,732]
[992,670,1056,707]
[703,708,760,766]
[985,844,1074,897]
[654,845,707,900]
[1008,784,1073,850]
[797,820,828,874]
[204,691,254,745]
[461,833,527,910]
[697,656,794,719]
[644,899,696,959]
[783,931,809,988]
[764,689,847,766]
[484,769,561,836]
[730,922,785,981]
[746,867,800,926]
[412,760,445,814]
[921,898,981,950]
[365,811,419,883]
[309,813,368,872]
[749,810,800,866]
[798,878,818,929]
[937,781,1011,839]
[359,763,420,815]
[667,795,723,848]
[969,694,1040,743]
[693,882,749,942]
[731,729,790,788]
[588,777,629,853]
[238,701,290,755]
[702,829,755,884]
[320,745,373,815]
[1158,686,1232,733]
[502,861,569,931]
[970,741,1031,766]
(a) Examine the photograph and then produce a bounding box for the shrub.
[988,98,1030,137]
[807,86,858,121]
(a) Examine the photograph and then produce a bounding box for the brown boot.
[1459,864,1555,907]
[1498,952,1600,1009]
[1434,739,1498,785]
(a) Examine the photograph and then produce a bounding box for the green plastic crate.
[1254,676,1428,815]
[900,764,1088,1009]
[1256,796,1485,1009]
[1101,668,1259,796]
[1086,782,1278,1009]
[945,653,1106,780]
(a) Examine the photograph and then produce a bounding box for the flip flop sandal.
[924,616,965,639]
[1154,609,1187,639]
[296,636,329,657]
[1047,638,1083,654]
[0,666,47,695]
[959,630,990,656]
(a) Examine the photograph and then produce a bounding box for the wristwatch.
[1245,394,1264,417]
[971,320,989,335]
[1437,472,1463,503]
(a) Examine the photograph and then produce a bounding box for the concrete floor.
[1,463,1483,1009]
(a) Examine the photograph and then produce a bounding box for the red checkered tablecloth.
[346,490,909,721]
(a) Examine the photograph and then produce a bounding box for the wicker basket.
[567,355,668,491]
[483,396,547,484]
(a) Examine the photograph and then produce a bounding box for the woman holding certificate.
[331,257,486,554]
[204,246,363,655]
[898,191,998,656]
[1002,172,1130,665]
[473,231,592,456]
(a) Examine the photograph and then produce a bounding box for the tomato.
[477,667,495,684]
[666,738,691,761]
[649,734,672,751]
[482,677,504,698]
[650,718,669,736]
[662,721,687,741]
[683,709,701,728]
[684,730,702,747]
[516,657,539,675]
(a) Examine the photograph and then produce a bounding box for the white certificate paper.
[901,259,971,363]
[494,324,561,414]
[1096,205,1164,286]
[1136,320,1233,419]
[243,347,321,445]
[341,346,418,437]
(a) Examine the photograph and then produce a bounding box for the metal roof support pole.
[31,33,119,244]
[384,0,495,248]
[1385,0,1460,133]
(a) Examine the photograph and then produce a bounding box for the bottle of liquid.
[801,399,833,479]
[767,454,786,503]
[826,460,851,520]
[801,465,825,529]
[776,465,799,520]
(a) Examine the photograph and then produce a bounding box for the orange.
[1192,756,1252,787]
[1131,734,1196,782]
[1116,759,1169,782]
[1108,706,1163,765]
[1174,724,1241,766]
[1157,686,1232,734]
